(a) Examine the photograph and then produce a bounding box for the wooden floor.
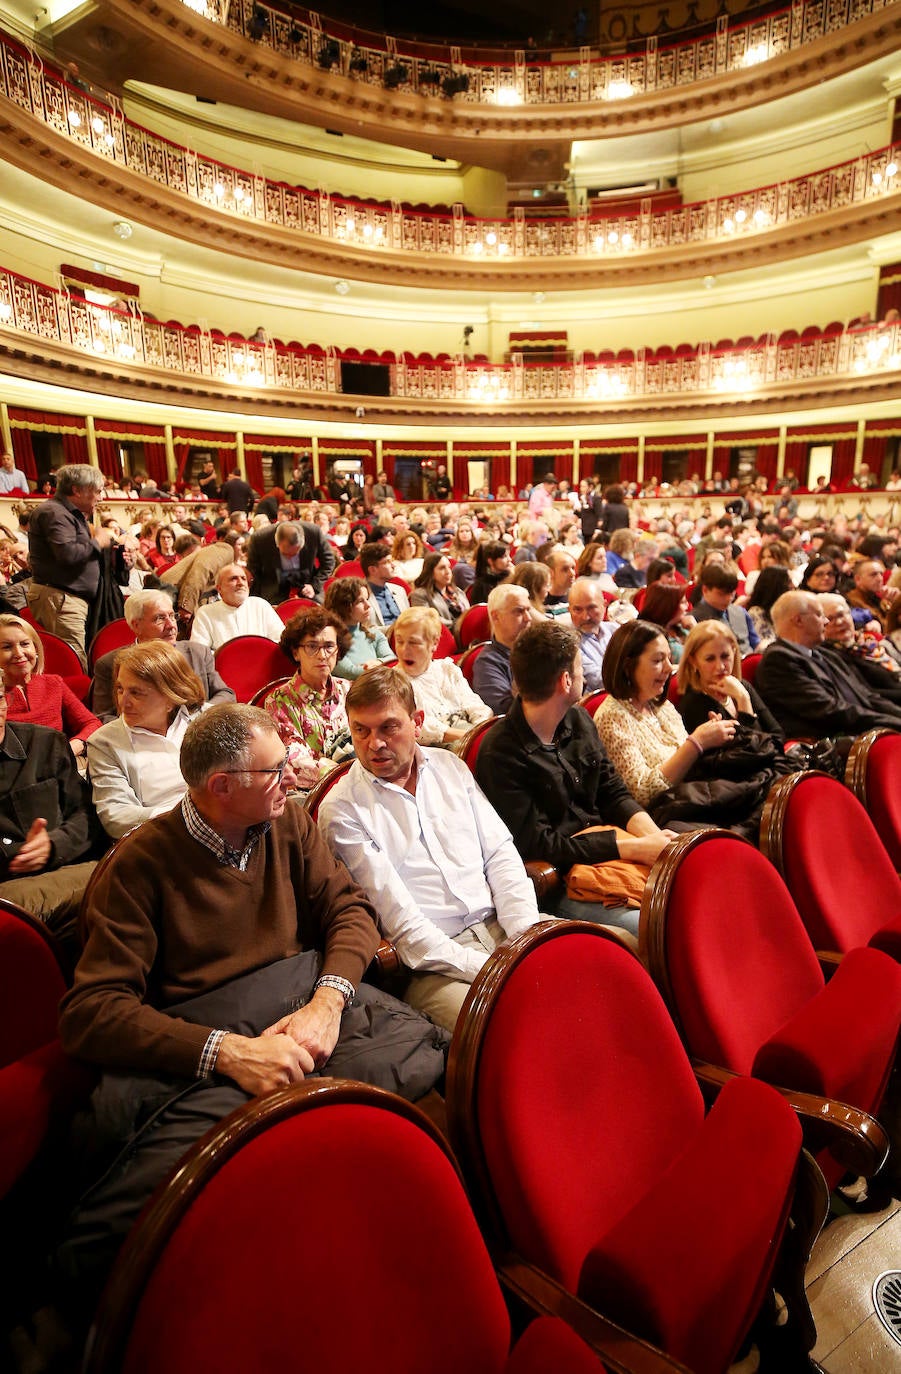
[807,1196,901,1371]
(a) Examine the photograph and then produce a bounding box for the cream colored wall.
[461,166,509,218]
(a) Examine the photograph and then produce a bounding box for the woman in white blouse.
[393,607,491,746]
[593,620,734,807]
[87,640,206,838]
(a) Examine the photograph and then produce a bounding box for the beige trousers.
[403,916,505,1032]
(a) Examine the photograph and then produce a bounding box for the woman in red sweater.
[0,614,101,758]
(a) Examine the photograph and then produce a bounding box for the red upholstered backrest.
[741,653,761,685]
[457,642,489,685]
[0,905,67,1067]
[273,597,317,624]
[459,604,490,649]
[122,1104,510,1374]
[662,837,824,1074]
[473,933,704,1292]
[778,774,901,951]
[213,636,294,703]
[88,619,133,669]
[434,623,458,659]
[866,734,901,870]
[459,717,499,769]
[38,631,84,678]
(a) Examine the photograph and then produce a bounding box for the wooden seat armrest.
[691,1060,889,1178]
[524,860,560,901]
[816,949,843,979]
[372,939,400,977]
[496,1253,691,1374]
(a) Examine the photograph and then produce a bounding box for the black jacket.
[755,639,901,739]
[475,699,643,870]
[246,522,336,604]
[0,722,93,874]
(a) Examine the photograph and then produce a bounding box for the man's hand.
[617,831,674,865]
[9,818,51,874]
[262,987,344,1070]
[215,1032,315,1096]
[301,583,316,599]
[92,526,115,550]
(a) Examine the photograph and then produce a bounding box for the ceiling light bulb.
[335,280,350,295]
[112,220,133,239]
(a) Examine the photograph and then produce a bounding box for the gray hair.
[55,464,104,497]
[487,583,529,616]
[275,521,304,550]
[180,704,278,788]
[124,588,174,630]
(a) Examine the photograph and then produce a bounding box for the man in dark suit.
[246,520,336,604]
[755,590,901,739]
[220,466,255,514]
[91,589,235,720]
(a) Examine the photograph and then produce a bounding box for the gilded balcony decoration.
[1,25,898,287]
[2,264,899,414]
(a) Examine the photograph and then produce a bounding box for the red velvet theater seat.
[845,727,901,874]
[84,1080,682,1374]
[447,922,817,1374]
[640,829,900,1184]
[761,768,901,961]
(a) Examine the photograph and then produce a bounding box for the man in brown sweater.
[54,705,448,1315]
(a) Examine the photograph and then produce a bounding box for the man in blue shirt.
[360,543,409,628]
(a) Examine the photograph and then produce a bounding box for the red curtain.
[94,437,122,480]
[877,263,901,321]
[490,451,510,494]
[144,444,169,485]
[62,432,88,464]
[172,429,237,482]
[244,450,264,491]
[619,451,638,483]
[831,435,858,488]
[9,428,35,479]
[643,448,663,481]
[862,420,901,479]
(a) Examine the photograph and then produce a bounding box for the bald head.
[568,577,605,632]
[771,591,826,648]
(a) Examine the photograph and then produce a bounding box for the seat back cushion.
[124,1103,510,1374]
[663,837,824,1074]
[474,932,704,1292]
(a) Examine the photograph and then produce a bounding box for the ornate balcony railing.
[211,0,891,109]
[2,27,898,269]
[2,264,899,404]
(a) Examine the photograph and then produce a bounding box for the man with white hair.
[26,464,114,668]
[818,592,901,705]
[190,564,284,651]
[91,589,235,720]
[755,590,901,738]
[513,518,549,565]
[568,578,616,691]
[472,583,532,714]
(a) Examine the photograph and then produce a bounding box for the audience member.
[220,466,255,513]
[319,666,541,1031]
[846,558,898,630]
[542,547,577,612]
[0,614,100,758]
[409,552,468,625]
[476,621,676,935]
[612,536,659,590]
[92,590,235,721]
[0,681,95,923]
[744,566,793,649]
[265,608,351,790]
[508,560,551,622]
[390,530,426,583]
[692,563,759,656]
[246,519,335,604]
[676,622,782,738]
[755,590,901,738]
[638,583,696,663]
[57,704,445,1316]
[87,641,206,838]
[160,532,237,622]
[468,540,512,605]
[818,593,901,702]
[393,607,491,746]
[513,518,549,564]
[324,577,394,680]
[190,563,284,650]
[361,543,409,627]
[26,464,113,670]
[0,450,29,494]
[568,577,616,690]
[471,584,532,715]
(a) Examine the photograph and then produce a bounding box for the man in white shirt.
[319,665,542,1030]
[0,451,29,494]
[190,564,284,650]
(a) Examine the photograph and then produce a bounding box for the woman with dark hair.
[266,607,352,790]
[324,576,393,679]
[147,525,179,574]
[409,552,468,624]
[594,620,734,808]
[799,555,838,594]
[469,540,512,605]
[745,565,793,648]
[576,539,618,593]
[347,522,370,558]
[640,583,696,662]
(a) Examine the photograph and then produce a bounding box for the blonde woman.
[393,606,491,746]
[87,640,206,837]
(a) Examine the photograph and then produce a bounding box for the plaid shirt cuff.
[197,1029,227,1079]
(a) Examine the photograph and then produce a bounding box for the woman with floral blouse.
[264,607,351,791]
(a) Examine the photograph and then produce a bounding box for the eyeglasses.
[223,753,290,786]
[299,641,338,657]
